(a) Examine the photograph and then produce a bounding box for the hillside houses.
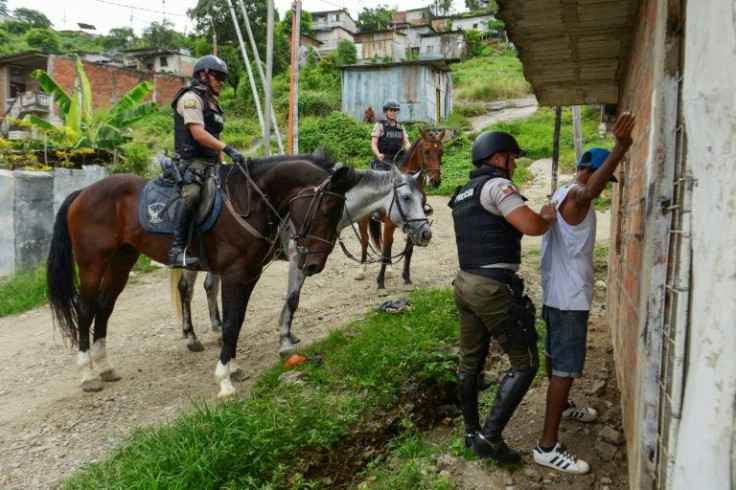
[309,7,494,63]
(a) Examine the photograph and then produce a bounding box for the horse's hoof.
[354,271,365,280]
[384,267,395,279]
[211,325,222,334]
[403,279,413,285]
[99,369,121,382]
[278,346,293,359]
[230,368,251,382]
[377,289,389,297]
[217,388,237,399]
[289,333,301,344]
[187,339,205,352]
[81,378,103,392]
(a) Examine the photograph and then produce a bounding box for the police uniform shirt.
[371,122,408,141]
[479,178,526,217]
[176,91,205,126]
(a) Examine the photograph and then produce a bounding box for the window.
[160,56,168,67]
[330,13,339,22]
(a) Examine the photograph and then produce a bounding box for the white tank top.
[541,183,596,310]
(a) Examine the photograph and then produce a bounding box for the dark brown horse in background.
[47,154,358,397]
[356,128,445,289]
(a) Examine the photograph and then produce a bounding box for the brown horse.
[356,128,445,289]
[47,154,358,397]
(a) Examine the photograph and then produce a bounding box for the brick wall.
[48,55,187,112]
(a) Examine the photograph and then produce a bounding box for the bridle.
[288,178,347,262]
[386,179,429,239]
[401,138,443,183]
[223,161,345,265]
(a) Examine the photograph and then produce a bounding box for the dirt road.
[0,159,620,489]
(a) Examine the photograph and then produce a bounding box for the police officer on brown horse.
[370,98,411,171]
[168,55,245,268]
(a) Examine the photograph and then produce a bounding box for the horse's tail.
[170,268,183,323]
[369,219,382,249]
[47,189,83,347]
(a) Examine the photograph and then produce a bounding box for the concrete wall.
[673,1,736,488]
[0,167,108,278]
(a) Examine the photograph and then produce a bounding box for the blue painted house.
[339,60,453,124]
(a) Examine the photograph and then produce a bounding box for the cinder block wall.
[0,167,108,278]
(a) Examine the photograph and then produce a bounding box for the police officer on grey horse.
[169,55,245,268]
[370,98,411,170]
[449,131,556,462]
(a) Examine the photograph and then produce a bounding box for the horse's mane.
[249,149,336,172]
[399,137,422,165]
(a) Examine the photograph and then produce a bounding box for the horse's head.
[387,166,432,246]
[403,129,445,189]
[289,165,359,276]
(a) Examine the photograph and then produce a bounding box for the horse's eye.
[402,194,410,201]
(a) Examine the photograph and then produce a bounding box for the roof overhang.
[497,0,640,106]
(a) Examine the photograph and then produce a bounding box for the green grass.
[452,47,532,102]
[0,265,47,316]
[0,255,159,318]
[59,288,461,489]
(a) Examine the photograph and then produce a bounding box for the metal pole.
[292,0,300,153]
[572,105,583,162]
[264,0,274,155]
[225,0,265,146]
[551,106,562,194]
[236,0,284,154]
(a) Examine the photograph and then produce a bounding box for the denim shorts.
[542,305,590,378]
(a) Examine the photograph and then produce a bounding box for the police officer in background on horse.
[168,55,245,268]
[370,98,411,171]
[449,131,557,463]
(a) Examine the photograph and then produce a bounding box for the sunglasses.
[211,72,228,82]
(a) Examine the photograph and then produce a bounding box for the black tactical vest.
[172,83,224,161]
[449,166,524,268]
[377,120,405,158]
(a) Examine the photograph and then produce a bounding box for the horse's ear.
[411,169,423,182]
[330,166,359,194]
[419,128,429,140]
[439,130,446,141]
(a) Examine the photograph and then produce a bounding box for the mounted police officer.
[370,98,411,170]
[449,131,556,463]
[168,55,244,268]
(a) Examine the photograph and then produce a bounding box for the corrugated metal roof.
[497,0,640,106]
[339,59,452,72]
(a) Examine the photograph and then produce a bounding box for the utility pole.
[225,0,266,140]
[551,106,562,195]
[209,14,217,56]
[237,0,284,154]
[288,0,301,154]
[572,105,583,162]
[264,0,274,155]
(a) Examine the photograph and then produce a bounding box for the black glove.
[223,145,244,163]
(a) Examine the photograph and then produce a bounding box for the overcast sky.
[6,0,469,36]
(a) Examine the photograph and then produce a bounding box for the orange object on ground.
[285,354,307,367]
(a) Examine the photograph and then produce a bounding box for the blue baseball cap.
[577,147,617,182]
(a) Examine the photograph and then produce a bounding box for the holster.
[506,294,538,349]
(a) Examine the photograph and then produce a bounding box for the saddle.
[137,160,223,235]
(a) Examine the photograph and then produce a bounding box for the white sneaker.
[562,399,598,422]
[533,443,590,474]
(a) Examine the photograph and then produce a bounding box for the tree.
[25,57,158,150]
[13,7,52,29]
[334,38,357,66]
[141,20,184,50]
[0,0,7,15]
[356,6,393,32]
[25,28,60,53]
[429,0,453,17]
[188,0,290,75]
[280,9,313,37]
[102,27,139,51]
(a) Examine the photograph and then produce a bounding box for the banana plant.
[24,56,158,150]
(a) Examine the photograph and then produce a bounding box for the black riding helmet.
[471,131,524,167]
[383,98,400,111]
[193,55,229,79]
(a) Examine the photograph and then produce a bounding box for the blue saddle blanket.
[137,179,222,235]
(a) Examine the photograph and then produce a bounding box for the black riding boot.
[168,206,200,268]
[457,372,482,446]
[475,367,537,463]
